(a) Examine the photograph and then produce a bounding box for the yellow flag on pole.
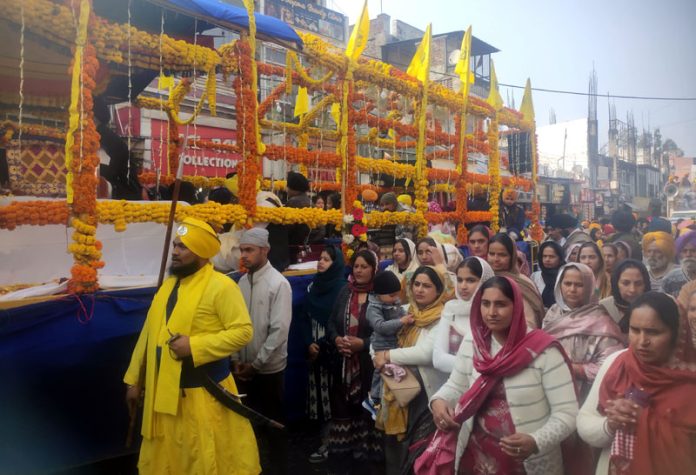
[345,0,370,61]
[455,26,474,97]
[486,59,504,111]
[294,86,309,117]
[407,24,432,83]
[519,78,535,123]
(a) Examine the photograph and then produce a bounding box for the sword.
[202,375,285,431]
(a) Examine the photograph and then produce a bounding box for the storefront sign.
[264,0,346,44]
[149,119,240,177]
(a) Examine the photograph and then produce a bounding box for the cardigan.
[431,334,579,475]
[576,350,625,475]
[389,319,449,400]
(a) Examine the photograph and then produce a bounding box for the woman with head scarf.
[325,249,383,471]
[543,263,626,403]
[403,237,456,302]
[578,242,612,299]
[601,243,619,278]
[432,257,495,374]
[419,276,578,475]
[614,240,631,261]
[373,266,450,473]
[565,242,582,262]
[303,246,346,462]
[385,238,418,287]
[531,241,566,309]
[642,231,677,292]
[599,259,651,332]
[487,233,545,328]
[577,292,696,475]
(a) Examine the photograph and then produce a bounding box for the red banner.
[149,119,240,177]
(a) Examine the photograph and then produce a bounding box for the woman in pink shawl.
[542,262,626,403]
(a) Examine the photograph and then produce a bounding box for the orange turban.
[362,189,378,202]
[642,231,675,262]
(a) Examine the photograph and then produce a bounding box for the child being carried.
[363,270,414,419]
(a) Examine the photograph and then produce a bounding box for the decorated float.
[0,0,541,471]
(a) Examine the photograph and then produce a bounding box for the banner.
[264,0,347,43]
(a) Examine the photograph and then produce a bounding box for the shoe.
[309,444,328,463]
[362,397,378,421]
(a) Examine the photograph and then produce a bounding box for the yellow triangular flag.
[158,74,174,92]
[294,86,309,117]
[519,78,535,123]
[486,59,504,111]
[330,102,341,125]
[345,0,370,61]
[455,26,475,97]
[407,24,432,83]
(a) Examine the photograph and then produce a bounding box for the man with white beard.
[642,231,677,292]
[662,231,696,297]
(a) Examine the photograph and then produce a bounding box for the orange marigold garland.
[66,14,104,293]
[487,116,501,233]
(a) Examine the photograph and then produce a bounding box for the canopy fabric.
[147,0,303,49]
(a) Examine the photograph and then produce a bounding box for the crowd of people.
[124,187,696,475]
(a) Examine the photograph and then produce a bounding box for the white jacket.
[432,299,471,374]
[389,320,448,399]
[236,260,292,374]
[431,334,578,475]
[576,350,625,475]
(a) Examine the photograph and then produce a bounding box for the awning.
[146,0,303,50]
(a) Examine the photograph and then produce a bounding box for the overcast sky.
[329,0,696,156]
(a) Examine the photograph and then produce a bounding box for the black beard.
[170,261,201,278]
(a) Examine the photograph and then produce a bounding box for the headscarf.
[675,230,696,262]
[609,259,651,332]
[642,231,675,263]
[614,240,632,259]
[399,266,448,348]
[490,233,545,327]
[579,241,612,299]
[442,244,464,273]
[414,276,565,474]
[176,217,221,259]
[565,243,582,262]
[598,293,696,475]
[543,264,626,348]
[305,246,346,327]
[538,241,566,308]
[387,238,418,283]
[455,256,495,301]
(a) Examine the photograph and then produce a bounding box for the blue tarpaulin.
[148,0,303,49]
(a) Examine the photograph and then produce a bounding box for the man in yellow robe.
[124,217,260,474]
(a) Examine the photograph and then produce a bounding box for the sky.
[329,0,696,156]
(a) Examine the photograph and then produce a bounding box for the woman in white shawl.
[432,257,495,374]
[385,238,418,287]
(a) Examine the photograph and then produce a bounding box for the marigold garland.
[487,116,502,233]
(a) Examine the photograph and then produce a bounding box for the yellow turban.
[224,175,239,196]
[589,222,601,231]
[176,217,220,259]
[224,175,260,196]
[397,194,412,207]
[642,231,675,262]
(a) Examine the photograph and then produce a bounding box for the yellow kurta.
[124,264,260,474]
